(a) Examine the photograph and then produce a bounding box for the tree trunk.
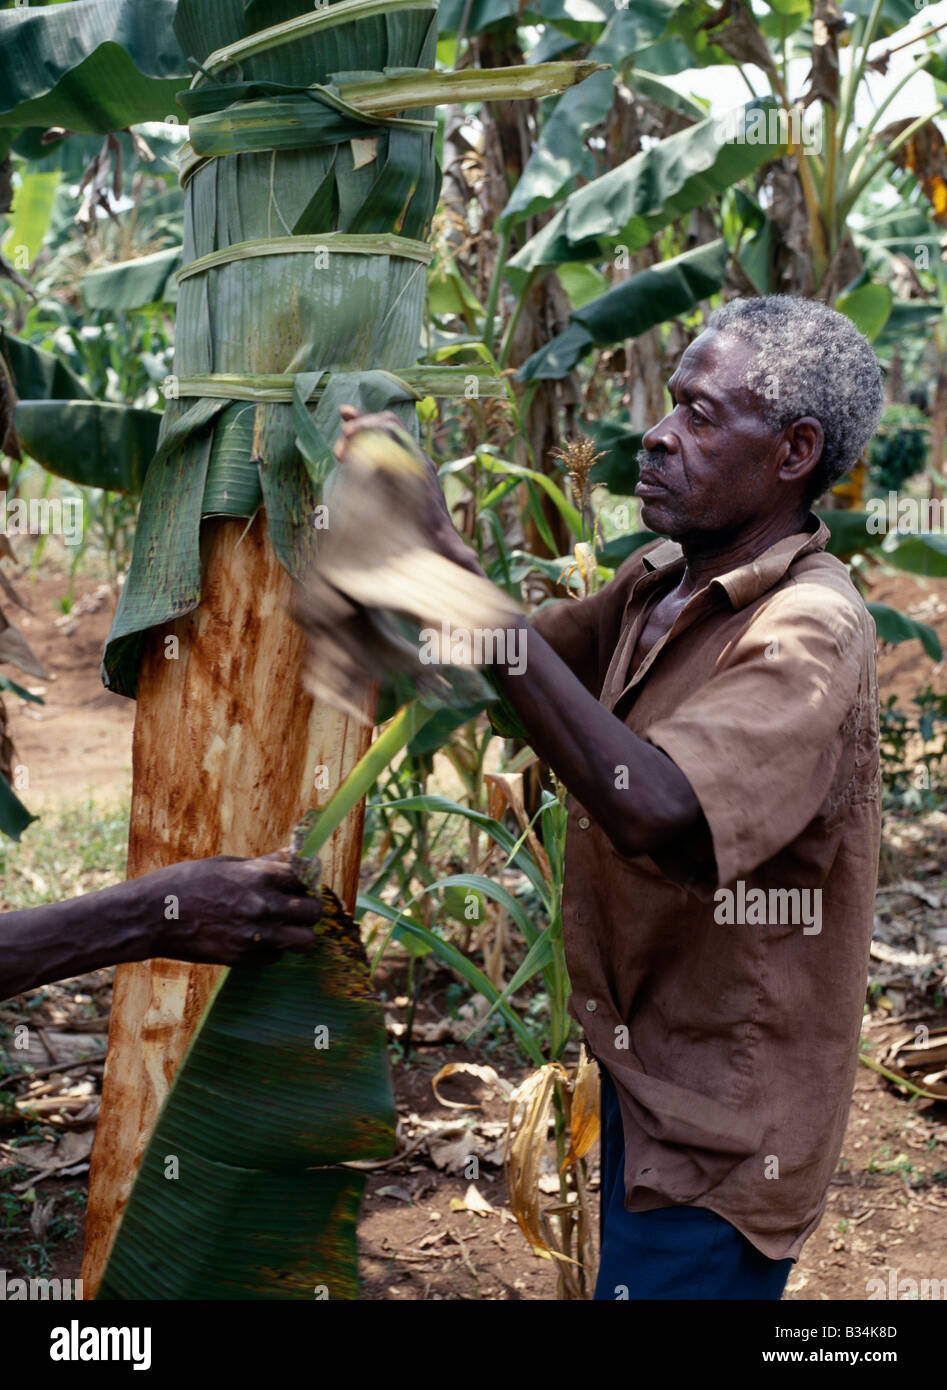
[0,693,11,785]
[81,514,374,1293]
[929,359,947,504]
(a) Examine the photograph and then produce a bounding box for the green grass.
[0,798,130,911]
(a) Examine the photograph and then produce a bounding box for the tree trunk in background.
[886,346,903,406]
[476,23,575,560]
[81,515,374,1293]
[0,693,11,784]
[929,358,947,503]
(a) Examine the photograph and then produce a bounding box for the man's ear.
[778,416,824,488]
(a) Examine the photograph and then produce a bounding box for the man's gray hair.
[707,295,884,502]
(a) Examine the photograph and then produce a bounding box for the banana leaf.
[867,602,941,661]
[586,418,643,494]
[436,0,518,31]
[835,282,892,343]
[0,772,35,842]
[505,97,787,290]
[99,876,395,1298]
[845,0,920,41]
[1,168,60,264]
[0,0,188,132]
[498,2,682,230]
[627,68,708,121]
[14,400,158,495]
[730,186,770,295]
[595,530,660,566]
[81,247,182,312]
[1,331,92,401]
[874,299,943,349]
[518,238,729,380]
[881,531,947,579]
[815,509,881,563]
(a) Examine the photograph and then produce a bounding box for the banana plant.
[668,0,944,300]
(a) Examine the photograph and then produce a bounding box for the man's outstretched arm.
[1,853,322,1002]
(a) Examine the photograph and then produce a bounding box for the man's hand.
[140,851,322,967]
[335,405,485,577]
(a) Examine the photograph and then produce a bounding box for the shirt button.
[585,999,597,1013]
[578,816,590,829]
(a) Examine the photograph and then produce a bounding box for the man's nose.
[642,413,678,453]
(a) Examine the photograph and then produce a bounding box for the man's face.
[636,329,797,542]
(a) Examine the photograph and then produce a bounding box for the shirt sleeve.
[643,580,870,889]
[531,596,603,696]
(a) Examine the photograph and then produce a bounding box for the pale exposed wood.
[80,515,374,1295]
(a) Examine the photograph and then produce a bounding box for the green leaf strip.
[180,62,602,181]
[187,90,433,163]
[175,232,433,283]
[170,366,505,401]
[195,0,438,78]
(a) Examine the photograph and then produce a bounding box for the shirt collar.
[640,513,830,612]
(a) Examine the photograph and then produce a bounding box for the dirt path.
[4,568,135,811]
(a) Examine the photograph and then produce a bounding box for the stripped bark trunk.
[81,513,374,1294]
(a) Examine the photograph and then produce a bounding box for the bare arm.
[1,854,322,1002]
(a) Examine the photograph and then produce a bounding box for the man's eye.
[690,408,707,426]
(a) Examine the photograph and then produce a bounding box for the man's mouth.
[635,470,670,496]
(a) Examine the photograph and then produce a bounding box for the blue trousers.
[594,1067,793,1300]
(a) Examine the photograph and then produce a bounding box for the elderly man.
[411,293,883,1299]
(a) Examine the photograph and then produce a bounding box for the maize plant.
[0,0,595,1297]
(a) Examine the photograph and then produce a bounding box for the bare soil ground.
[0,561,946,1301]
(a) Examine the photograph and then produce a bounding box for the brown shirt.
[532,515,880,1261]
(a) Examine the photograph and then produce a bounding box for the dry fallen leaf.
[431,1061,515,1109]
[451,1182,496,1217]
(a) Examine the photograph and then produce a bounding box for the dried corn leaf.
[485,771,551,884]
[504,1062,567,1258]
[431,1061,515,1109]
[561,1046,600,1171]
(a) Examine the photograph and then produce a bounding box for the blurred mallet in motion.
[293,405,521,721]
